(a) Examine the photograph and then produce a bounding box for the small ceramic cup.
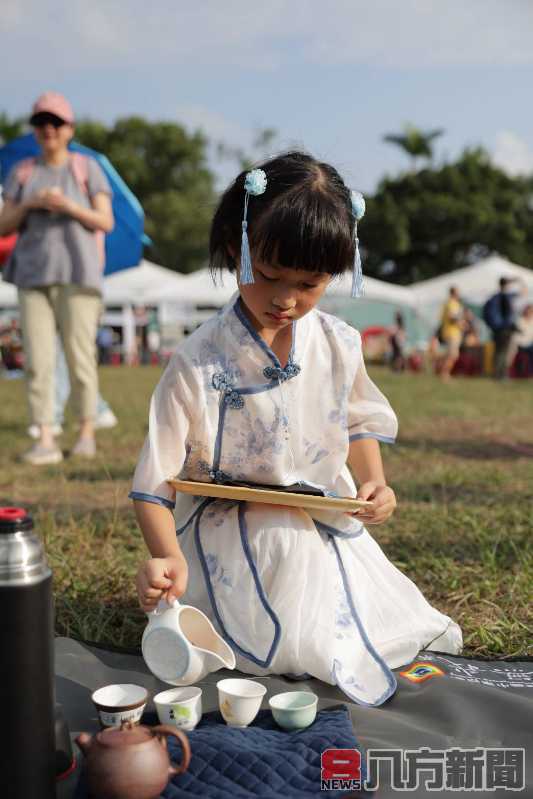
[269,691,318,730]
[91,684,148,729]
[216,678,267,728]
[153,686,203,731]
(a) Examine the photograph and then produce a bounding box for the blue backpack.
[482,294,504,332]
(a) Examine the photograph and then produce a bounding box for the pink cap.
[30,92,74,124]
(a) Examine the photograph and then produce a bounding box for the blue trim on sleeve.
[128,491,175,510]
[194,501,281,668]
[329,536,397,707]
[348,432,396,444]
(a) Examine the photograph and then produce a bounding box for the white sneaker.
[22,443,63,465]
[71,438,96,458]
[28,424,63,440]
[95,409,118,430]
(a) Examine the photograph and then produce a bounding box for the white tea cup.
[153,686,203,731]
[216,678,266,728]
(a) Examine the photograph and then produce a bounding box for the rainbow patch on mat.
[400,662,445,683]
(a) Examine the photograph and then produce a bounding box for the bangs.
[251,187,355,276]
[209,151,358,279]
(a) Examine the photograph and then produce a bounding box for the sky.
[2,0,533,192]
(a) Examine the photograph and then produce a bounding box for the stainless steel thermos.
[0,507,56,798]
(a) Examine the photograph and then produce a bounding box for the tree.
[216,127,280,172]
[383,124,444,170]
[363,148,533,283]
[75,117,215,272]
[0,113,25,146]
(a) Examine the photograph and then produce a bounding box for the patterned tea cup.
[216,678,267,727]
[91,684,148,729]
[154,686,203,731]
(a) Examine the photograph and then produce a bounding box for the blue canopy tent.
[0,133,149,275]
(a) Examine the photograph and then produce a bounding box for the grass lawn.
[0,365,531,658]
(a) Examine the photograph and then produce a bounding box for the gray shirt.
[3,155,111,293]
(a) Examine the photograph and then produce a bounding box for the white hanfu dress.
[131,295,462,707]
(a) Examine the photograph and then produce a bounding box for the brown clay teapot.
[76,721,191,799]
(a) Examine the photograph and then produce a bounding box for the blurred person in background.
[438,286,464,382]
[511,304,533,378]
[27,334,118,439]
[0,92,113,464]
[388,310,406,372]
[456,308,482,375]
[460,308,480,349]
[96,325,114,365]
[483,277,528,380]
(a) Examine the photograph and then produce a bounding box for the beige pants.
[18,285,102,426]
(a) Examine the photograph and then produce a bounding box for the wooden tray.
[167,479,373,513]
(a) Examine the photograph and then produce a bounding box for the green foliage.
[384,124,444,166]
[0,112,25,146]
[364,148,533,282]
[216,127,280,171]
[75,117,216,272]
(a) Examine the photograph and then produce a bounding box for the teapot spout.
[75,732,93,756]
[178,606,237,675]
[207,643,236,673]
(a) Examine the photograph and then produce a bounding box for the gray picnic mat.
[56,638,532,798]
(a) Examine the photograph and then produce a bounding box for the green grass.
[1,366,531,658]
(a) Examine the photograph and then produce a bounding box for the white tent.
[148,268,419,309]
[145,268,237,307]
[103,259,186,306]
[411,255,533,315]
[324,273,417,307]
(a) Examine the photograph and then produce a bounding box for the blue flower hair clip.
[350,190,366,298]
[240,168,267,285]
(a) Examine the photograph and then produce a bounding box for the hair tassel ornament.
[350,190,366,298]
[240,168,267,284]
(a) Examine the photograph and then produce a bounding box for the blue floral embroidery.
[212,372,231,391]
[204,553,233,588]
[199,460,232,484]
[263,362,301,382]
[212,371,245,409]
[205,553,218,577]
[311,448,329,464]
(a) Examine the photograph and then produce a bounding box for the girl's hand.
[136,554,189,612]
[350,482,397,525]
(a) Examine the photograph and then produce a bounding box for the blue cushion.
[163,706,365,798]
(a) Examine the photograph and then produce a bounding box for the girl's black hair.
[209,151,355,278]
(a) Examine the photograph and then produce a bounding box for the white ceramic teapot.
[142,599,236,685]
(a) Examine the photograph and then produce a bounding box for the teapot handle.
[153,724,191,776]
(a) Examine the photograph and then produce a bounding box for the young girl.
[130,152,462,707]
